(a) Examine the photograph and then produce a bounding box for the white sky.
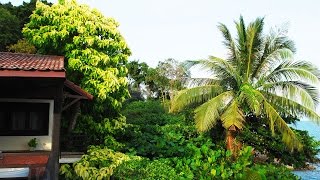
[1,0,320,114]
[2,0,320,69]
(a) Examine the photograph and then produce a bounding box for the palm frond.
[263,60,320,85]
[252,26,296,81]
[194,91,233,132]
[253,48,293,82]
[218,23,239,66]
[245,17,264,81]
[220,99,245,129]
[208,56,240,84]
[262,91,320,124]
[186,58,240,87]
[170,85,223,113]
[263,101,303,151]
[261,81,319,108]
[239,86,264,115]
[186,77,221,87]
[235,15,247,58]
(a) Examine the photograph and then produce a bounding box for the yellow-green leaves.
[170,85,223,113]
[221,100,245,130]
[73,147,136,180]
[194,91,233,132]
[23,0,131,110]
[263,101,303,151]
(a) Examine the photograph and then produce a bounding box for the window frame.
[0,100,51,136]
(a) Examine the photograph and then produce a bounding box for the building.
[0,52,92,179]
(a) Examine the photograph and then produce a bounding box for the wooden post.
[44,82,63,180]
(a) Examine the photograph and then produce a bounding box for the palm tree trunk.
[226,130,235,151]
[226,125,237,152]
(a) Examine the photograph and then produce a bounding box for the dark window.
[0,102,49,136]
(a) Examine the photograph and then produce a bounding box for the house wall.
[0,77,64,179]
[0,99,54,151]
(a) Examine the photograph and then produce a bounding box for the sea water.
[291,121,320,180]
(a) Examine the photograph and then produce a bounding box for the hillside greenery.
[60,100,318,179]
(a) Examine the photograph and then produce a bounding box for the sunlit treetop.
[23,0,131,109]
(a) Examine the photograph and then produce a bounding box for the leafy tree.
[0,7,20,51]
[23,0,131,151]
[0,0,52,51]
[127,60,149,89]
[126,60,149,99]
[170,16,320,151]
[126,59,189,101]
[7,38,36,54]
[23,0,131,108]
[0,0,52,29]
[145,67,169,99]
[156,58,190,100]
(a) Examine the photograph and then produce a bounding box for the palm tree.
[170,16,320,151]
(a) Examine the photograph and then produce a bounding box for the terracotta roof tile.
[0,52,64,71]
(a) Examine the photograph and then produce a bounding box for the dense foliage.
[119,100,199,158]
[114,158,178,179]
[239,115,320,168]
[0,0,51,51]
[23,1,131,106]
[60,100,300,179]
[23,0,132,150]
[60,146,135,180]
[0,7,20,51]
[7,38,36,53]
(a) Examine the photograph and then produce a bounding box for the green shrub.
[113,158,178,180]
[248,164,299,180]
[120,100,204,159]
[60,146,136,179]
[170,145,254,179]
[238,117,320,168]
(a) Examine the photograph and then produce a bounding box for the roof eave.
[64,80,93,100]
[0,70,66,78]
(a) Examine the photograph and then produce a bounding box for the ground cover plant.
[60,100,304,179]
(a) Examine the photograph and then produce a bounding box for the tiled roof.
[0,52,64,71]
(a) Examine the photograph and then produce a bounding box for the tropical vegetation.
[171,16,320,152]
[60,100,304,179]
[22,0,132,150]
[0,0,319,179]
